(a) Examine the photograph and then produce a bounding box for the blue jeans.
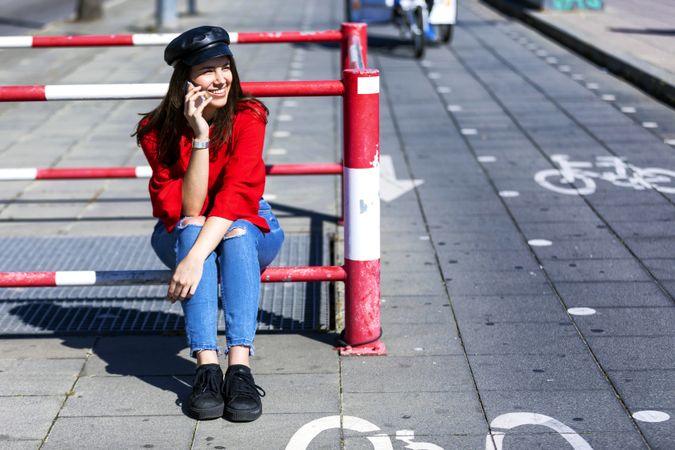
[151,199,284,357]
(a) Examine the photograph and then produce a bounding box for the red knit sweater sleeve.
[140,128,183,232]
[208,104,267,228]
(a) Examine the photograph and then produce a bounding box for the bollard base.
[337,340,386,356]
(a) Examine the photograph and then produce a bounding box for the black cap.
[164,26,233,67]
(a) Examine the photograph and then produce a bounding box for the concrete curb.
[480,0,675,107]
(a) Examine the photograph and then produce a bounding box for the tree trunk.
[76,0,104,21]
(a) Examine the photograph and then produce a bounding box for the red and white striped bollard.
[341,68,384,356]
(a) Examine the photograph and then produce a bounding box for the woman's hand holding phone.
[183,81,212,140]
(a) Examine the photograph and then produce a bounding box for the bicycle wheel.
[534,169,596,195]
[641,168,675,194]
[439,24,453,43]
[412,6,425,59]
[345,0,353,22]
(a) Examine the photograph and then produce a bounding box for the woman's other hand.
[183,81,212,139]
[167,254,204,302]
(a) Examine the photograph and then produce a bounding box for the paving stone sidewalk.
[1,0,674,449]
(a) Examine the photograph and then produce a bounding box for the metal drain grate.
[0,234,331,334]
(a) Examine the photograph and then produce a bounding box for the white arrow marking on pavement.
[380,155,424,203]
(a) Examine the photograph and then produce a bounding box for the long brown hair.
[133,56,267,166]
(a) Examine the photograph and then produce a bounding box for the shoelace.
[226,372,266,399]
[194,367,221,394]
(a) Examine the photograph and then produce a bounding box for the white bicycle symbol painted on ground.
[534,154,675,195]
[285,412,593,449]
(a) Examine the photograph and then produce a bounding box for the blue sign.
[548,0,604,10]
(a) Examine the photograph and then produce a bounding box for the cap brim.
[182,43,233,66]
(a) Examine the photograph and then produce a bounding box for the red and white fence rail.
[0,23,367,72]
[0,30,343,48]
[0,163,343,181]
[0,24,382,356]
[0,266,347,287]
[0,81,344,102]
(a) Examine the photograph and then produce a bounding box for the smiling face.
[189,56,233,118]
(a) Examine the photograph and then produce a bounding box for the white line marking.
[278,114,293,122]
[420,60,433,67]
[437,86,452,94]
[283,100,298,108]
[447,104,463,112]
[499,190,520,197]
[546,56,558,64]
[477,156,496,163]
[528,239,552,247]
[289,70,303,78]
[264,194,277,200]
[601,94,616,101]
[428,72,441,79]
[461,128,478,136]
[665,139,675,146]
[419,236,430,240]
[632,410,670,423]
[642,122,658,128]
[268,148,287,155]
[273,131,290,138]
[572,74,584,80]
[559,65,571,72]
[621,106,636,113]
[586,82,599,90]
[536,49,548,56]
[568,307,596,316]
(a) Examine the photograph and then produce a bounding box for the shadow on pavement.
[609,27,675,36]
[7,302,340,415]
[7,303,194,413]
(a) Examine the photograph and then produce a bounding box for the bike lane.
[361,0,674,448]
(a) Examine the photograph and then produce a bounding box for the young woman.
[134,26,284,422]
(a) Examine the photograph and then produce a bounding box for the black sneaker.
[223,364,266,422]
[189,364,224,420]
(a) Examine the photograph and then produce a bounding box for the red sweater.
[140,102,270,233]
